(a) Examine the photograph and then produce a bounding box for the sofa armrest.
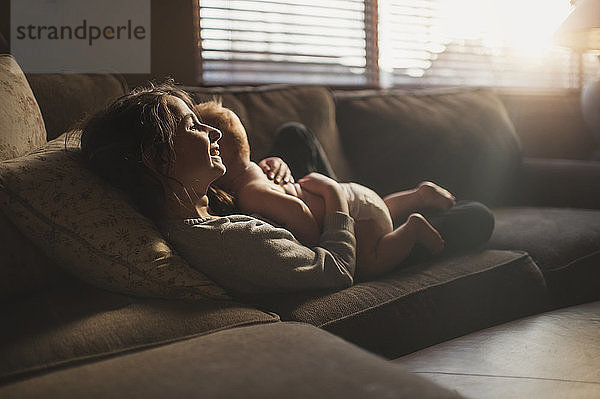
[513,158,600,209]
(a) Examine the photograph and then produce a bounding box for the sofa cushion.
[0,322,462,399]
[489,207,600,306]
[334,88,522,206]
[26,73,128,141]
[0,283,279,382]
[0,55,46,161]
[251,250,546,358]
[0,211,70,299]
[185,85,353,181]
[0,132,229,301]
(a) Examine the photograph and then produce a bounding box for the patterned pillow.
[0,55,46,161]
[0,132,229,300]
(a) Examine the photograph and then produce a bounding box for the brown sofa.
[1,57,599,397]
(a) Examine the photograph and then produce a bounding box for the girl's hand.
[298,173,348,214]
[258,157,294,184]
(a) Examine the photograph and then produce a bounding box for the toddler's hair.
[194,99,251,162]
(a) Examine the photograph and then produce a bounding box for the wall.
[0,0,198,87]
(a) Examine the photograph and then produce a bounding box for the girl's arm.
[164,213,356,294]
[219,213,356,293]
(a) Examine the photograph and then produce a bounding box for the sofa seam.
[0,317,281,385]
[333,87,488,101]
[181,84,328,95]
[541,248,600,273]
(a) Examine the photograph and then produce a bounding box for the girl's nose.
[208,126,222,142]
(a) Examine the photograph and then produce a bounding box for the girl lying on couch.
[80,82,493,294]
[81,82,357,294]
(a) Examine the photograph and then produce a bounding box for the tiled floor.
[393,301,600,398]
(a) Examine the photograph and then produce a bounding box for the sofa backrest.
[334,88,522,206]
[26,73,128,141]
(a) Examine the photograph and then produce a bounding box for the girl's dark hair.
[80,80,236,220]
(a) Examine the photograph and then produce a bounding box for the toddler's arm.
[238,186,321,246]
[298,173,349,216]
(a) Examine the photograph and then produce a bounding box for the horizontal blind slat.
[201,21,365,38]
[204,0,364,11]
[203,50,366,67]
[200,9,363,28]
[201,3,363,19]
[201,28,365,43]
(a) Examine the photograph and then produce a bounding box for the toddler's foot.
[417,182,456,211]
[407,213,445,254]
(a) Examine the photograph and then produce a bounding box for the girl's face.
[166,96,226,191]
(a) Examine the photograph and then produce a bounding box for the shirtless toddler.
[195,100,456,279]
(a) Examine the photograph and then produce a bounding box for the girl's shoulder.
[160,214,253,232]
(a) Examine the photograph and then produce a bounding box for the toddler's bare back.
[238,163,326,226]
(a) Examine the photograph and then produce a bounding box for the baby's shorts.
[340,183,393,232]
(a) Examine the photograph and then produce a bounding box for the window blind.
[378,0,591,89]
[197,0,594,89]
[197,0,375,85]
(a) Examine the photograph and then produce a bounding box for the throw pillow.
[0,54,46,161]
[0,132,229,300]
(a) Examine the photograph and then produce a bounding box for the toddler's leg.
[383,182,455,222]
[356,214,444,280]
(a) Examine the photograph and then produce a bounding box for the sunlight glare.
[439,0,570,61]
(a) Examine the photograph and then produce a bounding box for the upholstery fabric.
[251,250,547,358]
[0,322,462,398]
[0,132,229,301]
[0,55,46,161]
[0,32,8,54]
[489,207,600,305]
[26,72,128,141]
[0,211,70,299]
[185,85,353,181]
[0,283,279,382]
[334,88,522,206]
[515,158,600,209]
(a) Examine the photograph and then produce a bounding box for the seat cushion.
[0,322,462,399]
[0,282,279,382]
[251,250,546,359]
[489,207,600,305]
